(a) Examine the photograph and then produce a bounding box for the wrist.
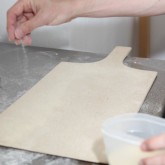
[72,0,96,17]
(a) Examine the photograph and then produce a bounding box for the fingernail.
[15,28,23,39]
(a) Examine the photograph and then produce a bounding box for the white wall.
[150,15,165,60]
[0,0,138,55]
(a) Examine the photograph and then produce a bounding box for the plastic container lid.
[102,113,165,144]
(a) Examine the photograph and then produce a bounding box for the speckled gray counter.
[0,43,165,165]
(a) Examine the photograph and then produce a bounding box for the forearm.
[78,0,165,17]
[7,0,165,44]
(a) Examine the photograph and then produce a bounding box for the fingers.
[7,0,24,41]
[141,134,165,151]
[140,154,165,165]
[139,134,165,165]
[15,35,32,46]
[15,11,44,39]
[7,0,35,44]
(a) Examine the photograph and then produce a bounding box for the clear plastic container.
[102,113,165,165]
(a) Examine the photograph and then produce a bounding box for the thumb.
[15,15,44,39]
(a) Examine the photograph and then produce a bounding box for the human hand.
[139,134,165,165]
[7,0,84,45]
